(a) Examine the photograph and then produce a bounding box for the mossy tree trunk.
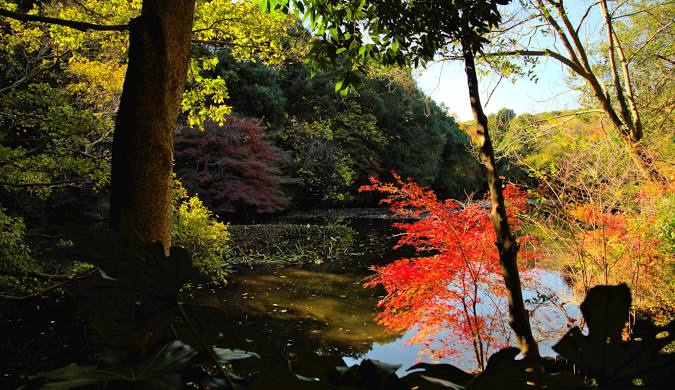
[110,0,196,254]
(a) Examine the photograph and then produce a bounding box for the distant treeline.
[174,49,484,217]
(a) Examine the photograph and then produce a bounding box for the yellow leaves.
[3,0,302,127]
[66,58,125,111]
[182,57,232,128]
[0,1,44,52]
[49,0,136,54]
[171,179,229,285]
[192,0,304,66]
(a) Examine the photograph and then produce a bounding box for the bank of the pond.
[0,208,581,388]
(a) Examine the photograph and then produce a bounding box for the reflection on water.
[195,268,398,355]
[192,218,580,376]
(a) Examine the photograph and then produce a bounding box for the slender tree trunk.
[462,42,539,357]
[584,74,666,185]
[110,0,196,254]
[532,0,666,185]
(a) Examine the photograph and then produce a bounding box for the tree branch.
[627,20,674,64]
[575,1,600,35]
[0,270,94,300]
[191,38,257,49]
[612,1,675,20]
[0,8,129,32]
[483,49,587,77]
[0,268,81,281]
[0,177,85,188]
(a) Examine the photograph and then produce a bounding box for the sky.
[412,0,607,122]
[414,54,583,122]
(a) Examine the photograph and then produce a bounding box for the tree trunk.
[110,0,196,254]
[583,72,667,185]
[462,43,540,357]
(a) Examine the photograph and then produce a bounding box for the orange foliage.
[360,173,541,365]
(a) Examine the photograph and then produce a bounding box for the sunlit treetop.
[0,0,304,126]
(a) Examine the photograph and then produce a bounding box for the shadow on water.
[191,212,580,376]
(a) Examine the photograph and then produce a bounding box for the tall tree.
[484,0,670,184]
[262,0,539,356]
[109,0,196,254]
[1,0,297,252]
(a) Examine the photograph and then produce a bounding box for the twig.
[0,270,93,300]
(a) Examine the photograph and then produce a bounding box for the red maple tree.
[174,117,289,217]
[360,173,541,369]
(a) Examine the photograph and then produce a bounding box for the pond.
[191,213,581,377]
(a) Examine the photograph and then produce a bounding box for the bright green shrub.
[171,180,230,285]
[653,194,675,256]
[0,208,40,294]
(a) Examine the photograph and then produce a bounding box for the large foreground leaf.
[553,284,675,389]
[402,348,586,389]
[63,229,193,348]
[30,341,197,390]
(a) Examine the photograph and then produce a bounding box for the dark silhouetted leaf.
[31,341,197,390]
[553,284,675,389]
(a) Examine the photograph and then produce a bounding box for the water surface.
[193,216,579,377]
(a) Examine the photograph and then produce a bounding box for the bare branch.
[612,0,675,20]
[484,49,587,77]
[575,1,600,35]
[0,270,93,300]
[0,178,86,188]
[0,268,79,281]
[191,17,237,34]
[600,0,633,134]
[191,38,258,50]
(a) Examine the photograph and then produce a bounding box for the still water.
[192,216,580,377]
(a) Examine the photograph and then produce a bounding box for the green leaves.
[553,284,675,388]
[212,348,261,362]
[259,0,513,94]
[0,83,112,197]
[402,362,473,389]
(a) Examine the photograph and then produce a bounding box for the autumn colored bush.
[174,117,289,218]
[562,192,674,314]
[360,173,542,369]
[171,180,230,285]
[494,112,674,318]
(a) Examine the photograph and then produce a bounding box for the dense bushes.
[171,180,230,285]
[174,117,289,217]
[0,208,39,294]
[217,54,483,203]
[493,111,675,314]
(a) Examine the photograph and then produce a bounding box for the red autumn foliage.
[174,117,289,216]
[359,173,541,368]
[568,202,661,297]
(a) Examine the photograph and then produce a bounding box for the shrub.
[0,208,40,294]
[174,117,289,217]
[171,180,230,285]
